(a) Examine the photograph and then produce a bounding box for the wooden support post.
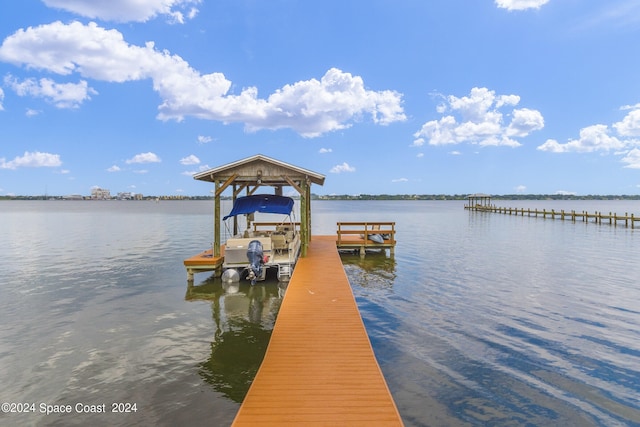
[214,180,221,257]
[300,184,308,257]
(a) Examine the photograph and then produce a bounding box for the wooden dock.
[336,222,396,256]
[466,204,640,228]
[232,236,403,426]
[183,245,224,281]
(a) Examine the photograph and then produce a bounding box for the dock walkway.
[232,236,403,426]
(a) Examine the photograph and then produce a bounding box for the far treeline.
[3,194,640,201]
[314,194,640,201]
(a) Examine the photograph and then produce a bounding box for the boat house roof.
[193,154,325,189]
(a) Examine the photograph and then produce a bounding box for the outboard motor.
[246,240,264,285]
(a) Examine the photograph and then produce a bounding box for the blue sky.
[2,0,640,197]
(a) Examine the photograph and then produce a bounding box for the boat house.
[192,154,325,259]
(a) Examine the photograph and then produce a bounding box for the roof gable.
[193,154,325,186]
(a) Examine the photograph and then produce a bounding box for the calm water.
[1,200,640,426]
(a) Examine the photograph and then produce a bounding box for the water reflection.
[340,252,397,290]
[185,276,286,402]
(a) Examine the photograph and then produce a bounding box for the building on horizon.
[91,187,111,200]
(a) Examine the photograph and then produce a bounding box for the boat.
[220,194,301,284]
[369,234,385,244]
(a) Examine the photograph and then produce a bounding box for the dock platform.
[183,245,225,281]
[336,222,396,256]
[232,236,403,426]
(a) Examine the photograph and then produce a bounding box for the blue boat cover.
[223,194,294,220]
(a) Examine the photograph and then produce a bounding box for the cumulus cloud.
[621,148,640,168]
[319,148,332,153]
[515,185,527,193]
[392,178,408,183]
[413,87,543,148]
[42,0,201,23]
[197,135,212,144]
[495,0,550,11]
[613,108,640,137]
[0,21,405,138]
[0,151,62,169]
[537,105,640,169]
[330,162,356,173]
[4,75,97,108]
[182,164,210,176]
[0,87,4,111]
[107,165,121,172]
[180,154,200,165]
[126,152,161,164]
[537,125,625,153]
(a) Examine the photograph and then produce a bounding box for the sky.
[2,0,640,197]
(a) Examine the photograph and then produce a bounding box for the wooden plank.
[232,236,403,426]
[183,245,225,267]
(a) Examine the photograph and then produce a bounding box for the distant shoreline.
[3,194,640,201]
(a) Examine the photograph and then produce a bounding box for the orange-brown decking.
[183,245,225,281]
[232,236,403,426]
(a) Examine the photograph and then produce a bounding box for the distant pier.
[465,194,640,229]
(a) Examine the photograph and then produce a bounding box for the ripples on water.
[341,201,640,426]
[1,200,640,426]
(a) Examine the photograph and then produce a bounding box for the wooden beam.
[247,185,261,196]
[282,175,303,195]
[233,183,248,198]
[214,173,238,197]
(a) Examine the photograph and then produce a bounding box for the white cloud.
[0,22,405,138]
[555,190,577,196]
[414,87,543,148]
[330,162,356,173]
[107,165,121,172]
[26,108,41,117]
[197,135,212,144]
[392,178,408,183]
[621,103,640,111]
[411,137,425,147]
[319,148,332,154]
[506,108,544,137]
[537,104,640,172]
[0,87,4,111]
[537,124,625,153]
[4,75,97,108]
[182,164,210,176]
[42,0,201,23]
[126,152,161,164]
[495,0,550,11]
[180,154,200,165]
[0,151,62,169]
[621,148,640,168]
[613,108,640,137]
[515,185,527,193]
